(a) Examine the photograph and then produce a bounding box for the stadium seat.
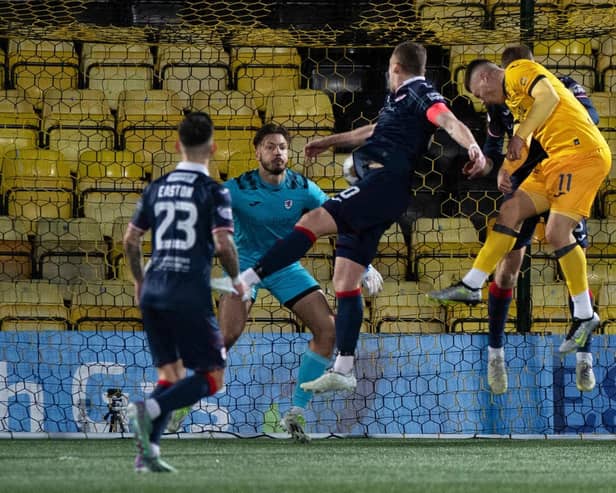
[531,282,570,333]
[8,38,79,106]
[41,88,116,173]
[69,280,142,331]
[373,222,409,282]
[82,43,155,111]
[371,281,446,333]
[0,280,69,330]
[409,217,482,287]
[0,90,40,154]
[245,291,301,334]
[1,148,73,222]
[533,38,597,92]
[116,89,184,158]
[562,1,616,33]
[229,46,302,111]
[489,1,562,37]
[191,89,261,130]
[416,1,489,44]
[0,216,33,280]
[598,36,616,92]
[157,44,231,103]
[211,128,255,179]
[303,235,335,283]
[77,149,150,237]
[34,217,108,284]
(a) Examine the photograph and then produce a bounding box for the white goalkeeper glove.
[362,264,383,296]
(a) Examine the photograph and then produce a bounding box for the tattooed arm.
[123,223,146,302]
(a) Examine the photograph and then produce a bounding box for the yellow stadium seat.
[211,128,255,179]
[158,44,230,102]
[372,222,409,282]
[489,1,562,37]
[230,46,302,111]
[8,39,79,106]
[265,89,335,130]
[0,216,33,280]
[117,89,184,157]
[563,1,616,33]
[0,48,4,89]
[82,43,155,110]
[410,217,482,285]
[533,38,597,92]
[598,36,616,92]
[416,1,489,44]
[0,90,40,154]
[244,290,302,333]
[1,148,73,222]
[34,217,108,284]
[41,88,116,171]
[303,235,335,283]
[587,219,616,257]
[0,280,69,330]
[70,280,142,331]
[531,282,570,333]
[191,89,261,130]
[371,281,446,333]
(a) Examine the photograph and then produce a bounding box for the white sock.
[333,355,354,374]
[241,268,261,287]
[576,351,593,365]
[571,291,593,320]
[488,346,504,359]
[145,398,161,420]
[462,268,489,290]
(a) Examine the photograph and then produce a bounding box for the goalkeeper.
[214,123,383,442]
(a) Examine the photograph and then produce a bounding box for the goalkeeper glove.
[362,264,383,296]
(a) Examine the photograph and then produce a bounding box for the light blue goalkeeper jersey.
[224,169,329,267]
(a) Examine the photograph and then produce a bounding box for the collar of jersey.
[393,75,425,95]
[176,161,210,176]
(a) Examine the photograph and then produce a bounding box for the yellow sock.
[556,244,588,297]
[473,225,518,274]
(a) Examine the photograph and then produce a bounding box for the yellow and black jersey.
[504,59,608,158]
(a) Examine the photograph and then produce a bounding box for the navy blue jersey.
[484,75,599,188]
[353,76,447,178]
[130,162,233,311]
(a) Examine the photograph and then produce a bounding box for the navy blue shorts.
[140,306,226,372]
[512,212,589,250]
[323,169,410,266]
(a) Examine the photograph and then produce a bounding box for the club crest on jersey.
[284,199,293,209]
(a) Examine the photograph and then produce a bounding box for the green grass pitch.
[1,438,615,493]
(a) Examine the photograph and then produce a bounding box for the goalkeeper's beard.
[262,159,286,175]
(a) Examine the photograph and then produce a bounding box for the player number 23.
[154,201,198,250]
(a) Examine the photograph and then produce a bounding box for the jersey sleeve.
[211,183,234,233]
[130,186,152,232]
[306,179,329,207]
[504,60,546,104]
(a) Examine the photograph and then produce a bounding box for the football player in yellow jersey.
[429,56,611,356]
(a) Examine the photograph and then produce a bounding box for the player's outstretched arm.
[431,107,487,178]
[304,124,376,159]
